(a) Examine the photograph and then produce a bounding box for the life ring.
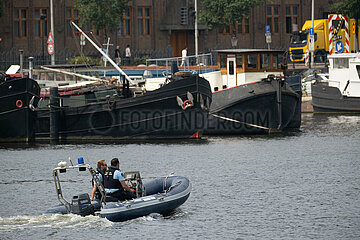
[182,100,192,109]
[16,100,23,108]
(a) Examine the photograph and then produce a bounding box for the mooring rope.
[211,113,270,130]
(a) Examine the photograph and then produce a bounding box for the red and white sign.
[48,43,54,55]
[47,31,55,55]
[328,14,349,55]
[47,32,54,43]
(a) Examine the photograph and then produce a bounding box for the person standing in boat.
[90,159,107,201]
[104,158,136,201]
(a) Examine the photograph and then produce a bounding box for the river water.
[0,113,359,239]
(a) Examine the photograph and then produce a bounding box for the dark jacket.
[104,166,123,190]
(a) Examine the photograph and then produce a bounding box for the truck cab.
[289,19,328,62]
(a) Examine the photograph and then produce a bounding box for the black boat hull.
[205,80,300,135]
[36,75,212,140]
[311,82,360,113]
[0,77,40,142]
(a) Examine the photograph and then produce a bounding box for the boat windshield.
[290,31,308,47]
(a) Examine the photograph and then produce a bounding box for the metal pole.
[50,0,55,65]
[42,34,44,65]
[195,0,198,64]
[311,0,314,67]
[71,21,135,85]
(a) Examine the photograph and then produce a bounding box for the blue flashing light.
[78,157,84,164]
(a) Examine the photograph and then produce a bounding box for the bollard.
[19,50,24,75]
[50,87,59,143]
[28,57,34,79]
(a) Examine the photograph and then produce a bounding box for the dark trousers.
[109,190,136,201]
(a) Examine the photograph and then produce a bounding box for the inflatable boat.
[45,159,191,222]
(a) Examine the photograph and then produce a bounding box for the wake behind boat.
[45,159,191,222]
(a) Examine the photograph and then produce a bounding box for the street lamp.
[40,13,47,65]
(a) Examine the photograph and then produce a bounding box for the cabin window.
[273,54,283,69]
[220,55,227,68]
[14,8,28,38]
[34,8,48,38]
[260,54,271,69]
[333,58,349,69]
[236,55,242,68]
[229,61,235,75]
[247,55,257,69]
[356,66,360,79]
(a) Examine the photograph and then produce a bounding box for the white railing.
[145,53,217,78]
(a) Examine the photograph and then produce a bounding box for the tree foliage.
[199,0,264,35]
[74,0,130,37]
[330,0,360,20]
[331,0,360,51]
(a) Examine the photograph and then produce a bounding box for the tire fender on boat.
[182,100,193,110]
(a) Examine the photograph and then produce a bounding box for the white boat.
[311,53,360,112]
[301,69,328,96]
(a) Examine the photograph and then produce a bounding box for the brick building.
[0,0,332,69]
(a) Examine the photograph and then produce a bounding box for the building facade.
[0,0,332,69]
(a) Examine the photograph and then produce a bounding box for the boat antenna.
[70,21,136,86]
[68,157,74,166]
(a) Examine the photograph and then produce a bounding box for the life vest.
[104,166,124,190]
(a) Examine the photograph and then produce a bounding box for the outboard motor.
[70,193,94,216]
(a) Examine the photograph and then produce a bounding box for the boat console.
[124,171,144,198]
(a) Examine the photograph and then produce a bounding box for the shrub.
[67,56,101,65]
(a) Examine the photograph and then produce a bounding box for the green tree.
[331,0,360,51]
[74,0,130,39]
[199,0,264,36]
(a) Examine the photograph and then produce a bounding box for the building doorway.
[170,30,188,57]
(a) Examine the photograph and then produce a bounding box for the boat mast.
[50,0,55,65]
[70,21,135,85]
[194,0,198,63]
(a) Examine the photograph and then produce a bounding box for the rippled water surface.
[0,114,359,239]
